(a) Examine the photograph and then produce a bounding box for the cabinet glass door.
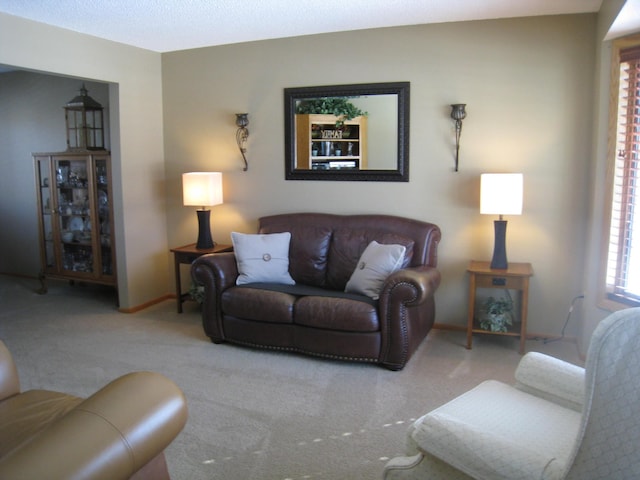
[94,157,114,277]
[35,157,55,269]
[55,157,94,275]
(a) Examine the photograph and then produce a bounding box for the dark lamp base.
[490,220,508,270]
[195,209,214,250]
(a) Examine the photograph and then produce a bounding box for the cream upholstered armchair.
[384,307,640,480]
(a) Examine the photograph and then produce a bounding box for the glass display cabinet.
[34,151,116,293]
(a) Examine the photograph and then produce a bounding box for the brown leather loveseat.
[192,213,441,370]
[0,339,187,479]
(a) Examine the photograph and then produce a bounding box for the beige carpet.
[0,276,582,480]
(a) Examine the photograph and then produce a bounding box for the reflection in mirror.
[284,82,410,181]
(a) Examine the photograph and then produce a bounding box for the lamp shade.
[480,173,523,216]
[182,172,223,207]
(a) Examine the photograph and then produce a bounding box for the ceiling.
[0,0,604,53]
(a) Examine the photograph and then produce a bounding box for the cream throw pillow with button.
[345,241,406,299]
[231,232,295,285]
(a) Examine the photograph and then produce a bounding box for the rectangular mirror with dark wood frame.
[284,82,410,181]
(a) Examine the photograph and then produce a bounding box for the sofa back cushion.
[259,223,332,287]
[326,229,414,290]
[259,213,441,290]
[344,241,408,299]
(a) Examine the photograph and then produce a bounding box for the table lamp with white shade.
[182,172,223,249]
[480,173,523,270]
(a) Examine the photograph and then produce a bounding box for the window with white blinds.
[606,45,640,306]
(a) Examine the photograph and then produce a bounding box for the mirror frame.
[284,82,410,182]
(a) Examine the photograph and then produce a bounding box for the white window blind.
[607,46,640,305]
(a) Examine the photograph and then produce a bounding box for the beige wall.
[162,15,597,335]
[0,13,168,308]
[1,11,614,341]
[0,73,109,276]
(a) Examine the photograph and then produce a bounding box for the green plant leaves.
[480,296,513,333]
[295,97,368,124]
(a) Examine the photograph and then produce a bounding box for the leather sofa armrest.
[0,341,20,401]
[378,266,441,370]
[191,252,238,292]
[381,265,442,306]
[191,252,239,342]
[0,371,188,480]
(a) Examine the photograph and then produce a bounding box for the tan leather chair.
[0,340,188,480]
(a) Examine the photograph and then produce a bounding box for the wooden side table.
[466,260,533,354]
[170,243,233,313]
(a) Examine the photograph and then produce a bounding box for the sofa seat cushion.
[224,283,379,332]
[0,390,82,458]
[221,286,296,324]
[232,283,374,303]
[410,380,581,480]
[295,296,379,332]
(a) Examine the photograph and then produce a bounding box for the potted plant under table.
[479,296,514,333]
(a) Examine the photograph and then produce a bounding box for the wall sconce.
[480,173,523,269]
[182,172,224,249]
[450,104,467,172]
[236,113,249,171]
